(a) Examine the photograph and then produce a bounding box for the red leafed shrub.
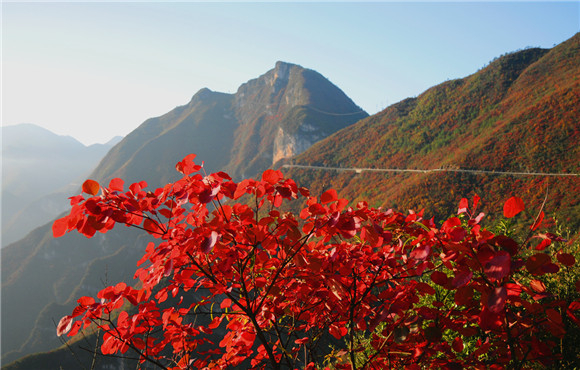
[54,154,580,369]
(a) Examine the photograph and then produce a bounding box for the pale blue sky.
[2,2,578,145]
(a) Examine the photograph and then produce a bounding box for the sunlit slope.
[283,33,579,227]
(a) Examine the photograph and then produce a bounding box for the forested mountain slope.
[282,33,579,230]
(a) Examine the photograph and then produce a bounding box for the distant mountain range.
[2,33,579,369]
[1,124,121,246]
[1,61,367,366]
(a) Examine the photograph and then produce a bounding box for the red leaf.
[452,337,464,352]
[535,238,551,251]
[329,324,347,339]
[480,306,503,330]
[491,235,518,256]
[327,277,347,300]
[57,315,73,336]
[487,286,507,313]
[452,269,473,288]
[442,217,461,233]
[208,316,223,329]
[505,283,523,297]
[336,215,361,239]
[557,253,575,267]
[320,189,338,204]
[201,231,219,254]
[415,282,436,295]
[430,271,448,287]
[295,337,309,345]
[143,219,163,235]
[262,169,283,185]
[526,253,551,275]
[133,337,146,350]
[458,198,469,214]
[108,178,124,192]
[52,216,69,238]
[484,251,511,281]
[220,298,232,309]
[542,262,559,274]
[530,211,544,231]
[546,308,562,324]
[472,194,481,211]
[455,286,473,306]
[72,305,86,318]
[199,184,221,204]
[410,244,430,260]
[175,154,199,175]
[69,195,85,206]
[233,180,251,200]
[503,196,524,218]
[449,226,466,242]
[82,179,100,196]
[77,296,95,307]
[129,181,146,195]
[529,279,546,293]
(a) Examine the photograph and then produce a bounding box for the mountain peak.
[275,60,299,69]
[190,87,226,104]
[273,61,300,81]
[90,62,366,187]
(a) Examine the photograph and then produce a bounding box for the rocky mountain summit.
[91,61,367,188]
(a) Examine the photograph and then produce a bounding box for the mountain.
[90,61,367,189]
[1,124,121,246]
[281,33,579,230]
[1,62,367,365]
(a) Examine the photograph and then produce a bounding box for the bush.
[54,154,580,369]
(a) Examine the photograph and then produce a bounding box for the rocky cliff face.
[234,61,308,119]
[225,61,367,178]
[273,126,307,164]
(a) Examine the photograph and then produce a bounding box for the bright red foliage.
[503,196,525,218]
[54,154,579,369]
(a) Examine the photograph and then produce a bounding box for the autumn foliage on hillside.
[284,36,579,232]
[54,154,579,369]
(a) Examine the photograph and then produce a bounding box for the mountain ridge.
[90,61,367,188]
[281,34,578,228]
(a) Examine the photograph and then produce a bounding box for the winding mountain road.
[281,164,580,177]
